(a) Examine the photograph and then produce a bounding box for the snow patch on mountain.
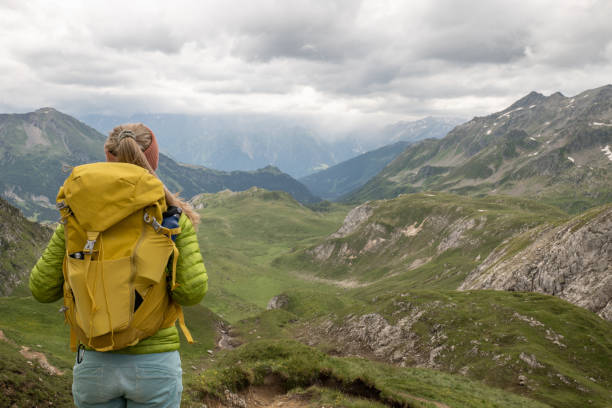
[602,145,612,161]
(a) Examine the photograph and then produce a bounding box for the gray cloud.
[0,0,611,130]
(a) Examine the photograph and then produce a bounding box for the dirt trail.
[0,329,65,376]
[19,346,65,375]
[291,271,370,288]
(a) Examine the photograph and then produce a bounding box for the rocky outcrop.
[460,205,612,320]
[330,203,374,239]
[267,294,290,310]
[306,310,431,367]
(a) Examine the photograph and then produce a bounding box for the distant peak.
[508,91,546,109]
[258,165,283,174]
[35,107,58,114]
[548,91,565,99]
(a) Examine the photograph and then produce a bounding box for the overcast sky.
[1,0,611,129]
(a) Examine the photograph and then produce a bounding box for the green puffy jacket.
[29,213,208,354]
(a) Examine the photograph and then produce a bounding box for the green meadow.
[2,189,611,407]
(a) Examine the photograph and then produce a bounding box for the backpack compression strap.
[143,210,193,342]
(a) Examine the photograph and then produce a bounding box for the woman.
[29,123,207,407]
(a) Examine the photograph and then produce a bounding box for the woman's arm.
[171,214,208,305]
[29,225,66,303]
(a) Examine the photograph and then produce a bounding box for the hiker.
[29,123,208,407]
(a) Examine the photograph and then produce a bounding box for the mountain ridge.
[0,108,319,220]
[299,141,411,200]
[345,84,612,213]
[81,113,464,178]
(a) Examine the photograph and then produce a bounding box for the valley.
[1,86,611,408]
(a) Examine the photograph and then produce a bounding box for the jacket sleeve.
[29,224,66,303]
[171,214,208,306]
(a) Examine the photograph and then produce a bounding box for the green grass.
[278,192,567,290]
[0,295,223,407]
[194,340,552,408]
[194,189,349,322]
[278,289,612,408]
[0,340,73,408]
[4,188,611,407]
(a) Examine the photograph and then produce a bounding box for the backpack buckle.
[143,212,162,232]
[151,219,162,232]
[83,240,96,253]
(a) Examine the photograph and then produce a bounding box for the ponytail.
[105,124,200,226]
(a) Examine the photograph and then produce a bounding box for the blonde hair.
[105,123,200,226]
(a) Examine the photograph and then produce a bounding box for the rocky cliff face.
[0,198,52,295]
[460,205,612,321]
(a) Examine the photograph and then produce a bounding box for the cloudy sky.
[1,0,611,128]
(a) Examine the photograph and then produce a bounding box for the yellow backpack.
[56,162,193,352]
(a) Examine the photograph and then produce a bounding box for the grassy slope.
[0,340,73,408]
[194,188,349,322]
[0,295,221,406]
[3,189,610,407]
[194,340,552,408]
[221,288,612,408]
[185,190,610,407]
[277,192,567,290]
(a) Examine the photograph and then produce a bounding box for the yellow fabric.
[57,162,192,352]
[60,162,165,232]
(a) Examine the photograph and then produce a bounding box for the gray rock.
[460,206,612,321]
[267,294,290,310]
[330,203,374,238]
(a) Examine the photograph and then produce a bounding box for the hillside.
[182,189,612,407]
[283,289,612,408]
[299,141,411,200]
[1,187,610,407]
[281,192,567,289]
[0,108,319,221]
[346,85,612,213]
[460,204,612,320]
[0,293,223,407]
[191,187,348,321]
[0,198,51,296]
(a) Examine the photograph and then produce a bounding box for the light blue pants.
[72,350,183,408]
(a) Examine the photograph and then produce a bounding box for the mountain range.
[81,113,463,178]
[0,108,318,221]
[346,85,612,213]
[299,141,411,200]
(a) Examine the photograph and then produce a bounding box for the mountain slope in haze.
[0,108,318,220]
[460,204,612,320]
[346,85,612,213]
[380,116,465,143]
[299,141,411,200]
[0,198,51,295]
[81,113,463,178]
